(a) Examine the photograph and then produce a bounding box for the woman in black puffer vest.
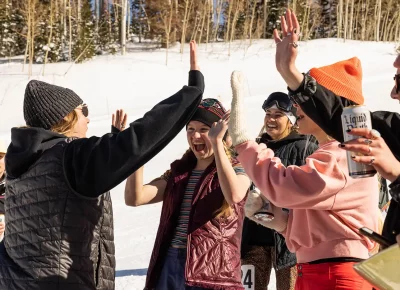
[241,92,318,290]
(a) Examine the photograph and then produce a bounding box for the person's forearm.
[282,68,304,91]
[125,167,144,206]
[212,141,246,204]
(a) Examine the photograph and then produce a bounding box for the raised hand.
[209,112,230,144]
[190,40,200,71]
[339,128,400,182]
[112,109,128,132]
[273,9,304,90]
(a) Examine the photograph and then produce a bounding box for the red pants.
[295,262,373,290]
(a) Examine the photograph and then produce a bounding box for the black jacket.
[289,73,399,245]
[241,132,318,270]
[0,71,204,290]
[0,175,4,213]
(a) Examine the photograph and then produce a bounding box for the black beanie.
[24,80,84,129]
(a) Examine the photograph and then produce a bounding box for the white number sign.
[241,265,255,290]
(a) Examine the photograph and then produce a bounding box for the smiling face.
[186,120,214,162]
[264,108,292,140]
[391,54,400,101]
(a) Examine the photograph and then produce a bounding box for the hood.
[258,131,315,149]
[6,127,66,179]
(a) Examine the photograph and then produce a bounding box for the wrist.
[281,68,304,91]
[211,139,224,150]
[388,163,400,182]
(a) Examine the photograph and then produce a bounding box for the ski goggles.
[395,74,400,94]
[262,96,293,113]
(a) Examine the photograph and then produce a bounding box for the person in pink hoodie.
[227,9,379,290]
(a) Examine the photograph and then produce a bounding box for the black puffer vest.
[0,141,115,290]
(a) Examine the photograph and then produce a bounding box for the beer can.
[341,105,377,178]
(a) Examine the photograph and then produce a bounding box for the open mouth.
[193,144,206,152]
[266,124,277,129]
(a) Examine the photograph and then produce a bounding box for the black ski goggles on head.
[395,74,400,94]
[80,103,89,117]
[262,97,293,113]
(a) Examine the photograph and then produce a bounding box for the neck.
[194,156,214,170]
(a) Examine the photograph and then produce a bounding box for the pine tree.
[0,0,18,58]
[131,0,148,42]
[72,0,95,62]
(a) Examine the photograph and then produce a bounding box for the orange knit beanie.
[309,57,364,105]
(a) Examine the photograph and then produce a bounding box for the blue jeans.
[156,247,206,290]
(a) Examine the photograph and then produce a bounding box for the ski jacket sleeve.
[289,73,400,160]
[63,71,204,198]
[235,140,346,210]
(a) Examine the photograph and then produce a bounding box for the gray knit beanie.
[24,80,84,129]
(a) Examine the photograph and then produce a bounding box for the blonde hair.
[50,110,78,136]
[214,140,235,219]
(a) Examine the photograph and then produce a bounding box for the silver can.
[341,105,377,178]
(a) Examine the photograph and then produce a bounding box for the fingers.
[286,9,293,32]
[273,29,282,44]
[350,155,376,165]
[292,10,300,33]
[339,143,372,156]
[112,113,115,126]
[346,128,372,137]
[190,40,199,71]
[281,15,288,37]
[122,112,128,128]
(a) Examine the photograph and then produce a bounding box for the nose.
[86,117,90,124]
[193,131,201,139]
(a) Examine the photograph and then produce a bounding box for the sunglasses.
[80,103,89,117]
[394,74,400,94]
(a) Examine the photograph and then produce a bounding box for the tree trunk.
[263,0,268,38]
[374,0,381,41]
[228,0,241,56]
[205,0,212,49]
[121,0,127,55]
[249,0,257,45]
[198,0,208,44]
[348,0,354,39]
[77,0,81,34]
[344,0,349,41]
[213,0,222,41]
[69,0,72,62]
[180,0,191,54]
[225,0,233,42]
[43,1,54,76]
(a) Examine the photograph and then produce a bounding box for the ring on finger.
[363,139,372,145]
[289,42,298,48]
[367,146,372,156]
[368,158,375,165]
[287,33,292,36]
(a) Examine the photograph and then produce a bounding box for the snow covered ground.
[0,39,399,289]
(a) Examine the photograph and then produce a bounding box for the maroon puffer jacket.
[145,151,245,290]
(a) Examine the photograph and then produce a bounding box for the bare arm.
[209,113,250,205]
[124,166,167,206]
[212,141,250,204]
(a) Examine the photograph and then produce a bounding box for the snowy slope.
[0,39,399,289]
